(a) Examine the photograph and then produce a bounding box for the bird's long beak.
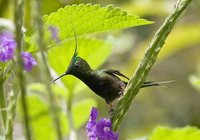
[52,73,67,82]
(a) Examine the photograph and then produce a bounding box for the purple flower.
[48,26,60,43]
[86,107,98,140]
[21,52,37,71]
[86,107,118,140]
[96,118,118,140]
[0,32,16,62]
[90,107,98,121]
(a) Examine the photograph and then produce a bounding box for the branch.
[111,0,193,131]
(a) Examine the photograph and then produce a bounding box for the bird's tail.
[141,80,175,88]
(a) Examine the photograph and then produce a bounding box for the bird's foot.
[118,90,123,96]
[109,108,115,115]
[107,103,115,115]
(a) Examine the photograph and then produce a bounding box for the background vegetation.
[0,0,200,140]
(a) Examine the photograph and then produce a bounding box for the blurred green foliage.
[149,126,200,140]
[19,84,97,140]
[0,0,200,139]
[189,75,200,92]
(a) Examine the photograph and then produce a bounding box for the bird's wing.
[103,69,129,80]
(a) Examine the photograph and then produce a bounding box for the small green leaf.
[73,98,97,129]
[149,126,200,140]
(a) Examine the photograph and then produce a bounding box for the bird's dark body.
[70,68,126,104]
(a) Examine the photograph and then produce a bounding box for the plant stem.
[14,0,32,139]
[33,0,62,139]
[67,93,77,140]
[111,0,193,131]
[0,68,7,131]
[5,89,19,140]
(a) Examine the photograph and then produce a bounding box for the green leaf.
[189,75,200,92]
[72,98,97,129]
[43,4,153,40]
[26,4,153,53]
[24,94,57,140]
[18,94,69,140]
[149,126,200,140]
[47,37,112,91]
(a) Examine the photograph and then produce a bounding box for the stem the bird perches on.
[111,0,193,131]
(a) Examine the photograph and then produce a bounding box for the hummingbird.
[53,33,171,111]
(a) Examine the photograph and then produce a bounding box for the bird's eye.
[75,61,81,67]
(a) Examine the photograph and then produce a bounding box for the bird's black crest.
[72,28,79,63]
